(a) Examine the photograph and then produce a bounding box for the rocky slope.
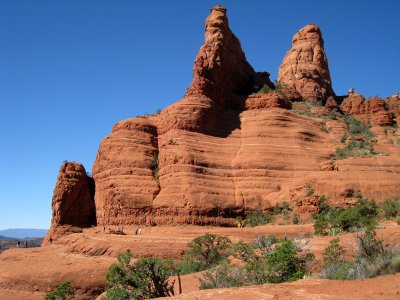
[45,5,399,233]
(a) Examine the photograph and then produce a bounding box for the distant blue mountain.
[0,229,48,239]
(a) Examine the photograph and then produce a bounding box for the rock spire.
[278,24,335,102]
[185,5,255,109]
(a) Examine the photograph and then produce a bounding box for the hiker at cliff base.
[17,241,20,248]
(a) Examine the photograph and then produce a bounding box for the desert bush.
[333,116,377,160]
[293,214,300,225]
[320,230,400,280]
[45,280,75,300]
[151,153,159,181]
[396,217,400,225]
[353,230,400,278]
[244,209,273,227]
[334,140,377,160]
[265,239,315,283]
[199,237,314,289]
[256,83,275,94]
[347,116,374,139]
[381,197,400,219]
[319,238,355,280]
[199,262,247,289]
[104,250,175,299]
[177,233,232,274]
[104,286,130,300]
[320,125,330,133]
[314,198,379,235]
[305,184,315,197]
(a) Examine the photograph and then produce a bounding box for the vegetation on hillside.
[104,250,175,300]
[45,280,75,300]
[313,197,379,236]
[333,116,377,159]
[320,230,400,280]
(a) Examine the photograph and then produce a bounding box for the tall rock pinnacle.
[278,24,335,102]
[50,162,96,227]
[185,5,255,109]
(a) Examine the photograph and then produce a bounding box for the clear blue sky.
[0,0,399,230]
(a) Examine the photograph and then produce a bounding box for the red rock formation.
[158,6,260,137]
[278,24,335,102]
[50,162,95,227]
[340,94,392,126]
[185,5,255,109]
[387,94,400,120]
[245,93,292,110]
[43,162,95,244]
[92,117,159,225]
[325,96,339,110]
[72,6,400,229]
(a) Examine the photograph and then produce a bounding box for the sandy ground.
[0,222,399,299]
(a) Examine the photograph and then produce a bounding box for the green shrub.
[293,214,300,225]
[333,116,377,160]
[244,209,273,227]
[320,239,355,280]
[321,125,330,133]
[314,214,330,236]
[265,239,315,283]
[347,116,374,138]
[199,262,247,289]
[320,230,400,280]
[45,281,75,300]
[340,135,348,143]
[199,237,314,289]
[353,230,400,278]
[151,153,159,181]
[104,286,130,300]
[396,217,400,225]
[104,250,175,299]
[272,202,291,216]
[305,184,315,197]
[381,198,400,219]
[314,198,379,235]
[177,233,232,274]
[256,83,275,94]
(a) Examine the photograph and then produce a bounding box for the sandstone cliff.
[49,6,399,230]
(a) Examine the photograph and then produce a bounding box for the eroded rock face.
[50,162,96,227]
[92,117,159,225]
[158,6,258,137]
[66,6,400,229]
[340,94,393,126]
[278,24,335,102]
[185,5,256,109]
[245,93,292,110]
[387,94,400,120]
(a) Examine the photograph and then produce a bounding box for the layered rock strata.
[340,93,393,126]
[278,24,335,102]
[49,6,399,229]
